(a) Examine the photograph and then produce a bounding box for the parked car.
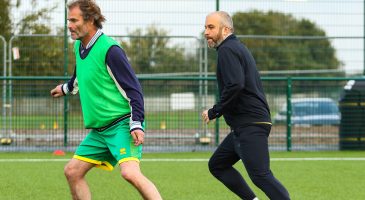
[274,98,341,126]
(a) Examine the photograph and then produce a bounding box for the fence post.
[63,0,69,147]
[214,89,220,146]
[286,77,292,151]
[0,36,6,135]
[8,36,14,133]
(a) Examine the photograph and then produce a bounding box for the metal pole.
[204,39,209,138]
[215,0,219,145]
[64,1,68,77]
[1,36,6,136]
[214,89,220,146]
[8,36,13,135]
[63,0,69,147]
[198,39,203,138]
[286,77,292,151]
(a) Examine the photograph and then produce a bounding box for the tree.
[121,25,198,75]
[8,0,62,76]
[0,0,63,97]
[207,10,342,76]
[0,0,12,40]
[0,0,12,79]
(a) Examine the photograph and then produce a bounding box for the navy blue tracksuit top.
[207,34,271,128]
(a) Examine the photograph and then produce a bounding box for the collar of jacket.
[216,34,236,50]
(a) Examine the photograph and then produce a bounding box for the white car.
[274,98,341,125]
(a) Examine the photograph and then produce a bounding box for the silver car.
[274,98,341,126]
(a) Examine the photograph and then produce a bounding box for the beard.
[207,37,224,48]
[206,29,224,49]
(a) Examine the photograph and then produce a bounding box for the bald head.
[204,11,234,48]
[207,11,234,33]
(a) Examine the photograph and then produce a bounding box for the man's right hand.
[202,110,210,124]
[50,84,64,98]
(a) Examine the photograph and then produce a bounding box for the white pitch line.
[0,159,69,162]
[271,157,365,161]
[0,158,364,162]
[143,158,208,162]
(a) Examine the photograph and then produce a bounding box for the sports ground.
[0,151,364,200]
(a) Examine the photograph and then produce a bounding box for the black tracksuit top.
[208,34,271,128]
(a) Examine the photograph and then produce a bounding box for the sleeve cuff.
[130,121,144,132]
[62,84,69,95]
[208,108,219,120]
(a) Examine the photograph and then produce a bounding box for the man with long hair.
[51,1,162,199]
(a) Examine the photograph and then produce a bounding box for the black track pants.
[208,124,290,200]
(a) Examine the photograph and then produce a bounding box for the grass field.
[0,151,364,200]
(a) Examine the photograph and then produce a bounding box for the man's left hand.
[131,129,144,146]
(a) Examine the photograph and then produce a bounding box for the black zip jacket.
[208,34,271,128]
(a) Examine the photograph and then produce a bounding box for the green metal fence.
[1,0,364,152]
[1,76,364,152]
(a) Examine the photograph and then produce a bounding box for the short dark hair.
[67,0,106,29]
